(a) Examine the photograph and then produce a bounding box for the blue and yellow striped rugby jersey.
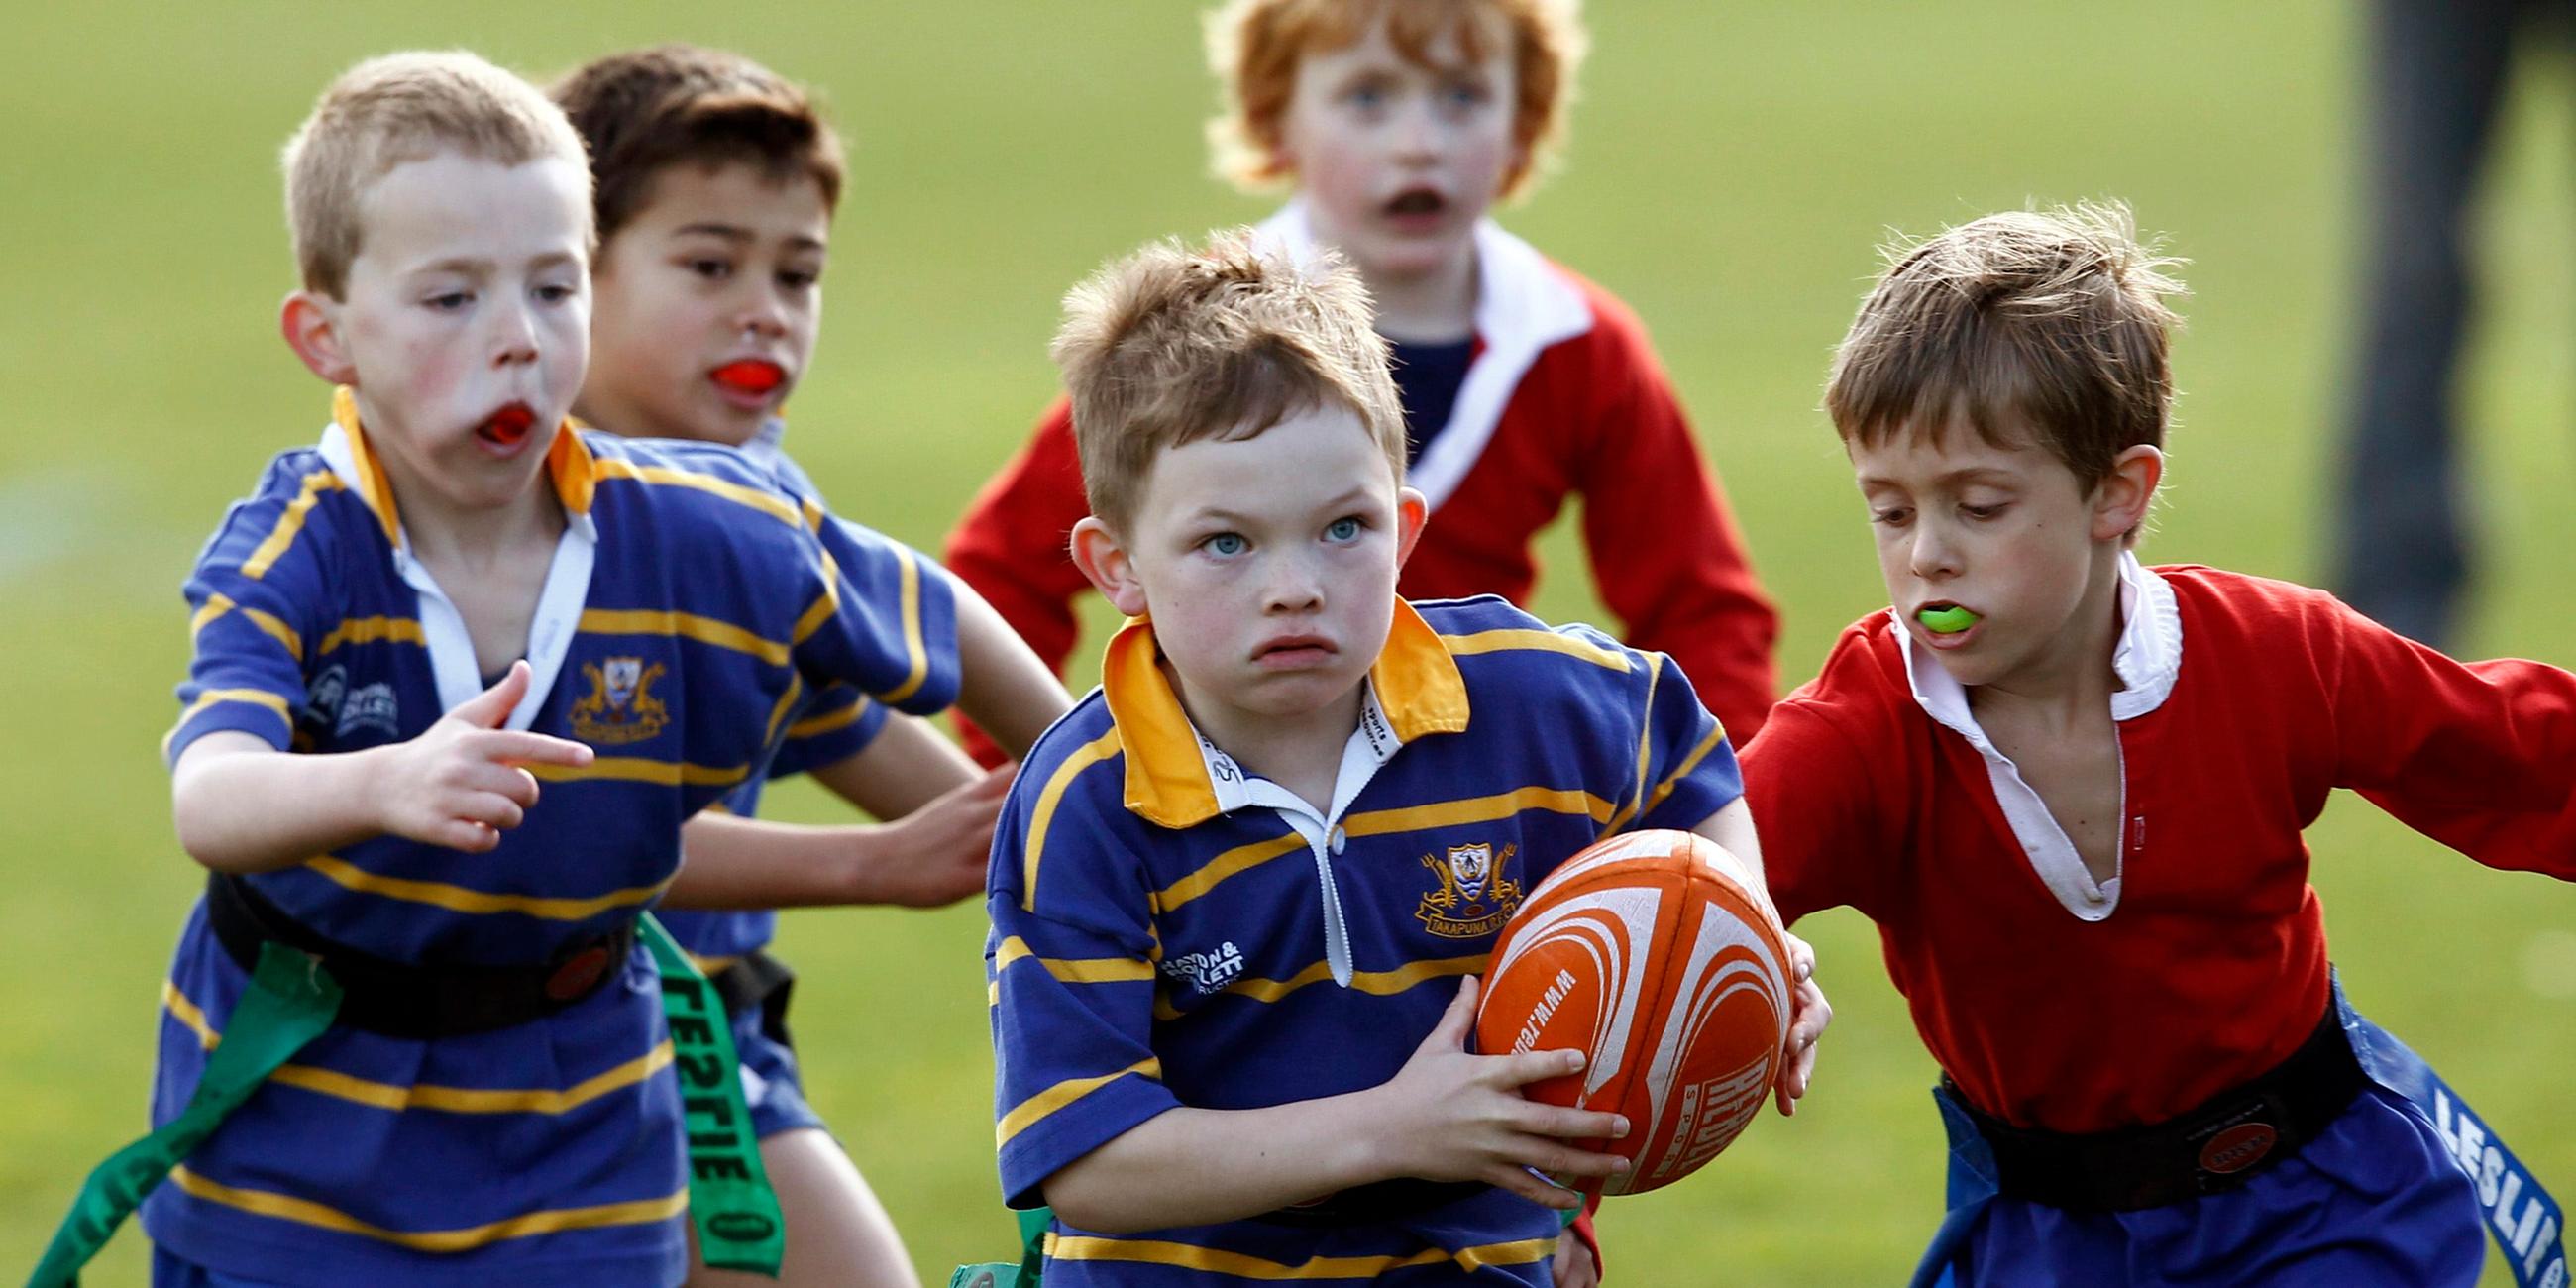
[658,418,897,967]
[986,595,1741,1287]
[146,389,959,1286]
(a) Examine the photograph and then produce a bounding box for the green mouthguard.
[1916,605,1981,634]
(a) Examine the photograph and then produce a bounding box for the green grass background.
[6,3,2574,1284]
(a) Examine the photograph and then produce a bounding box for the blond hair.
[283,51,591,299]
[1826,203,2187,498]
[1055,229,1405,533]
[1206,0,1585,201]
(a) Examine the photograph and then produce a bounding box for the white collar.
[1891,552,2184,921]
[1184,680,1406,990]
[1255,201,1592,511]
[1896,551,2183,750]
[315,420,596,729]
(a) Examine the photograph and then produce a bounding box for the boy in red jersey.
[946,0,1777,755]
[1744,204,2576,1285]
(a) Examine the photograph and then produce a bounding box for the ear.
[1070,516,1150,618]
[279,290,356,386]
[2091,445,2165,543]
[1393,485,1429,568]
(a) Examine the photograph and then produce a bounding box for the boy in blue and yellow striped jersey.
[144,52,1064,1286]
[553,44,1019,1288]
[983,231,1832,1286]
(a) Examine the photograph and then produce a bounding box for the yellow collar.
[1103,598,1469,828]
[331,385,595,549]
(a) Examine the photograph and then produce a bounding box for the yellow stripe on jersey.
[881,547,930,704]
[785,694,871,740]
[1022,727,1127,912]
[578,609,792,667]
[1605,654,1664,834]
[1440,627,1631,673]
[1647,722,1728,817]
[1345,785,1618,838]
[1155,953,1484,1020]
[1043,1234,1556,1279]
[1151,833,1306,914]
[239,471,347,580]
[191,593,304,659]
[761,676,806,750]
[528,757,753,789]
[590,457,801,526]
[268,1041,675,1116]
[790,579,839,648]
[162,981,220,1049]
[992,936,1155,985]
[995,1057,1162,1150]
[315,615,426,655]
[162,689,296,757]
[301,854,670,920]
[166,1165,686,1252]
[687,951,741,976]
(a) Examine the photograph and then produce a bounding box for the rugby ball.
[1474,828,1792,1196]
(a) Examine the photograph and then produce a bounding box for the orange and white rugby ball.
[1474,828,1792,1196]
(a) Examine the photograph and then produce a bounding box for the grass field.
[5,3,2574,1284]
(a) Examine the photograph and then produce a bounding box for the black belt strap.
[708,948,797,1019]
[202,873,633,1040]
[1949,1000,2368,1212]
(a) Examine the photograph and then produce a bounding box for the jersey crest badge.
[571,656,669,745]
[1416,842,1524,938]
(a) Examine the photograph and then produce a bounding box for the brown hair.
[1826,202,2186,494]
[1207,0,1585,200]
[283,51,591,299]
[1055,229,1406,533]
[550,45,844,247]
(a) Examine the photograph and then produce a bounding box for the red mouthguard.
[712,361,785,394]
[481,405,537,445]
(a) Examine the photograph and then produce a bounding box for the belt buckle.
[544,942,614,1001]
[2187,1092,2291,1191]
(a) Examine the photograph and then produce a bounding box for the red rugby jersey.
[944,208,1778,759]
[1744,563,2576,1133]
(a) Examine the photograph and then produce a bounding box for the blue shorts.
[725,960,827,1141]
[1938,1085,2485,1286]
[154,1246,287,1287]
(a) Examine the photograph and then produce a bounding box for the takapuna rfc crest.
[1415,842,1524,938]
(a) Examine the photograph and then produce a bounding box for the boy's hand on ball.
[1371,975,1632,1210]
[1775,930,1830,1116]
[372,660,594,852]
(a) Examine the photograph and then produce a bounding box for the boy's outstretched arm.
[1040,976,1630,1234]
[171,661,593,873]
[949,571,1076,762]
[665,765,1013,911]
[1690,797,1830,1115]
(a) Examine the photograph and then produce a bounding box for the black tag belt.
[1947,1000,2368,1212]
[203,873,634,1040]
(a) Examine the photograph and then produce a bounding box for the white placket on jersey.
[1187,683,1409,988]
[319,423,598,729]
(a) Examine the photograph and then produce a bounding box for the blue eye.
[1203,532,1247,557]
[1325,517,1362,542]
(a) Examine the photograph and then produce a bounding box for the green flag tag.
[28,942,341,1288]
[639,914,785,1277]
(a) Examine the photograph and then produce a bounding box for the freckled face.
[1111,404,1423,739]
[1275,9,1522,285]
